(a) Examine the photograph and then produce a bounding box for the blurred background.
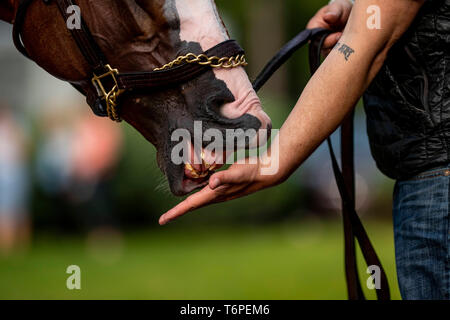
[0,0,399,299]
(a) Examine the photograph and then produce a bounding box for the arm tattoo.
[333,42,355,61]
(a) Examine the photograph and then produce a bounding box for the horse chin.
[181,176,209,195]
[168,172,209,196]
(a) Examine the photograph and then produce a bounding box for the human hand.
[306,0,353,56]
[159,159,278,225]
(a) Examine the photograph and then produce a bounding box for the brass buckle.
[91,64,123,122]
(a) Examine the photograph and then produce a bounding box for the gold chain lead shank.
[154,54,248,72]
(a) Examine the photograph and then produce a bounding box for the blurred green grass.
[0,220,401,300]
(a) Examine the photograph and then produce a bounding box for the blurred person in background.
[35,104,74,198]
[35,102,122,232]
[68,109,123,230]
[0,103,30,256]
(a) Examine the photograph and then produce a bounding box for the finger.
[159,186,217,225]
[209,166,250,190]
[306,7,329,29]
[322,32,342,50]
[321,48,332,57]
[323,2,343,25]
[323,12,340,25]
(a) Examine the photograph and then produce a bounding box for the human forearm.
[275,37,375,180]
[266,0,425,182]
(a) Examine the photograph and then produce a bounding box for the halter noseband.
[12,0,248,122]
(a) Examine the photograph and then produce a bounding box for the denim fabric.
[393,165,450,300]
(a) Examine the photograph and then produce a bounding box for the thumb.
[209,168,243,190]
[323,4,343,24]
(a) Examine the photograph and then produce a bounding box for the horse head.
[2,0,272,195]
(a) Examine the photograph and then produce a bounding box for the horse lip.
[179,176,209,195]
[174,162,223,195]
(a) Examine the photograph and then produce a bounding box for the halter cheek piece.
[12,0,248,122]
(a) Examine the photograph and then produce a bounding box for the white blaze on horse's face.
[173,0,272,134]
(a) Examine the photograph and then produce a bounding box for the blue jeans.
[393,165,450,300]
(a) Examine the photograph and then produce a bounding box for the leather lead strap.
[253,28,326,92]
[308,31,365,300]
[308,31,390,301]
[253,28,390,300]
[341,111,366,299]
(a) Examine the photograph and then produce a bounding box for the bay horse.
[0,0,393,300]
[0,0,271,196]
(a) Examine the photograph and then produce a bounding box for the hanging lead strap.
[253,27,390,300]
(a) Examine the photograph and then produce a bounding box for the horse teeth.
[185,163,208,179]
[201,151,212,170]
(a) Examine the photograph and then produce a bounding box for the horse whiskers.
[155,175,171,195]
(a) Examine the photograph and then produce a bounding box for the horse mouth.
[181,165,211,192]
[179,149,225,194]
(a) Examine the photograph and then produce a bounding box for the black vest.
[363,0,450,180]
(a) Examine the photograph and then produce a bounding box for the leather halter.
[12,0,247,121]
